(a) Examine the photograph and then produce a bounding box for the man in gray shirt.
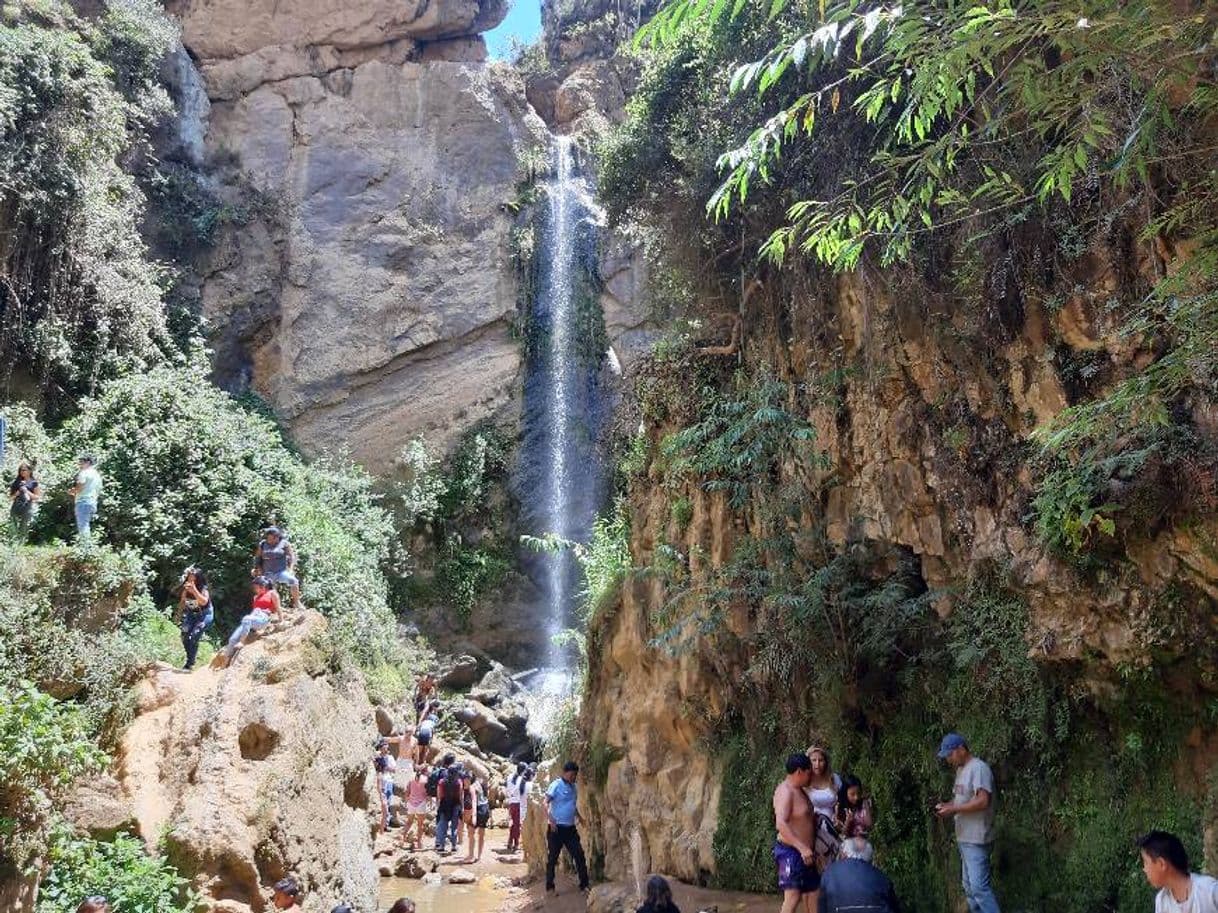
[934,733,999,913]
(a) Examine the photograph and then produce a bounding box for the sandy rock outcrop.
[115,613,377,913]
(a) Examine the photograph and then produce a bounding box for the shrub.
[0,682,105,869]
[37,833,198,913]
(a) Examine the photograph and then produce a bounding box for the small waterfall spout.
[521,135,609,737]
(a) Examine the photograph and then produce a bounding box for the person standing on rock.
[934,733,999,913]
[70,454,102,541]
[375,737,399,833]
[1138,830,1218,913]
[506,761,529,853]
[176,566,214,671]
[465,776,490,863]
[272,877,302,912]
[774,752,819,913]
[544,760,590,896]
[254,525,302,609]
[414,673,437,723]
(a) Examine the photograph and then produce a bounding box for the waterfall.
[522,135,609,736]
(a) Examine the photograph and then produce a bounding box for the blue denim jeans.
[435,806,459,851]
[227,610,270,649]
[959,842,1000,913]
[74,501,96,540]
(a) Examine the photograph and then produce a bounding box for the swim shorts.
[774,842,820,894]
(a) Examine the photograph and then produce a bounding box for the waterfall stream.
[522,135,610,735]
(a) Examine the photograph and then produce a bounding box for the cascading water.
[520,135,611,736]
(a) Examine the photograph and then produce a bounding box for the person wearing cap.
[544,760,590,895]
[254,525,302,609]
[934,734,999,913]
[70,454,102,541]
[213,575,282,667]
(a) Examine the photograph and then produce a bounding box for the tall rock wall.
[577,248,1218,884]
[172,0,547,471]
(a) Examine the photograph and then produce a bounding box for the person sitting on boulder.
[76,899,110,913]
[375,737,399,833]
[176,566,214,671]
[253,525,302,609]
[638,875,681,913]
[272,877,302,912]
[414,702,440,765]
[213,576,281,667]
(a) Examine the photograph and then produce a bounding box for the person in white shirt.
[506,762,532,853]
[71,454,102,541]
[1139,830,1218,913]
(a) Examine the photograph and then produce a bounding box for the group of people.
[8,454,101,542]
[772,734,1218,913]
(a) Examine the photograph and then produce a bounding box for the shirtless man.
[773,752,819,913]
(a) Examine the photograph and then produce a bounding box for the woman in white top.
[804,745,842,873]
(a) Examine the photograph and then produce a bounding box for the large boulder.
[116,613,378,913]
[437,654,483,689]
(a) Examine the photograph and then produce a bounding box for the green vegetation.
[37,833,198,913]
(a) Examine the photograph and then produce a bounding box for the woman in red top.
[217,576,281,664]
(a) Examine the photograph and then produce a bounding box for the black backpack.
[426,767,444,798]
[443,765,463,799]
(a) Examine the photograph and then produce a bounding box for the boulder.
[375,705,398,736]
[586,884,636,913]
[437,654,482,689]
[115,612,378,913]
[447,868,477,884]
[394,851,440,878]
[455,700,515,756]
[422,872,444,886]
[63,773,137,841]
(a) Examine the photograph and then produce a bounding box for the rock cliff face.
[173,0,546,471]
[113,614,378,912]
[576,246,1218,883]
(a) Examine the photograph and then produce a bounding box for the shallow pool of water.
[377,875,513,913]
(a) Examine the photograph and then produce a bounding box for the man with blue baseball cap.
[934,733,999,913]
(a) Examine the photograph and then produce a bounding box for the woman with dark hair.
[835,774,875,839]
[177,566,214,670]
[76,899,111,913]
[387,899,416,913]
[213,576,281,667]
[8,462,40,541]
[637,875,681,913]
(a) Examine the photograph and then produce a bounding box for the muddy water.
[377,875,513,913]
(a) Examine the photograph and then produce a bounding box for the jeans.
[435,805,459,851]
[181,611,211,669]
[227,610,270,649]
[545,824,589,891]
[959,842,1000,913]
[74,501,96,540]
[381,779,395,829]
[10,505,35,542]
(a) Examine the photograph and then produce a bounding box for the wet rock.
[394,851,440,879]
[421,872,444,886]
[447,868,477,884]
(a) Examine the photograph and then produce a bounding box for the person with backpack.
[506,762,530,853]
[434,762,464,854]
[426,753,453,800]
[462,776,490,863]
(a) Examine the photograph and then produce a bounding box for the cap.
[263,525,283,537]
[937,733,967,758]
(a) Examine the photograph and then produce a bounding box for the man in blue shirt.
[544,760,590,894]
